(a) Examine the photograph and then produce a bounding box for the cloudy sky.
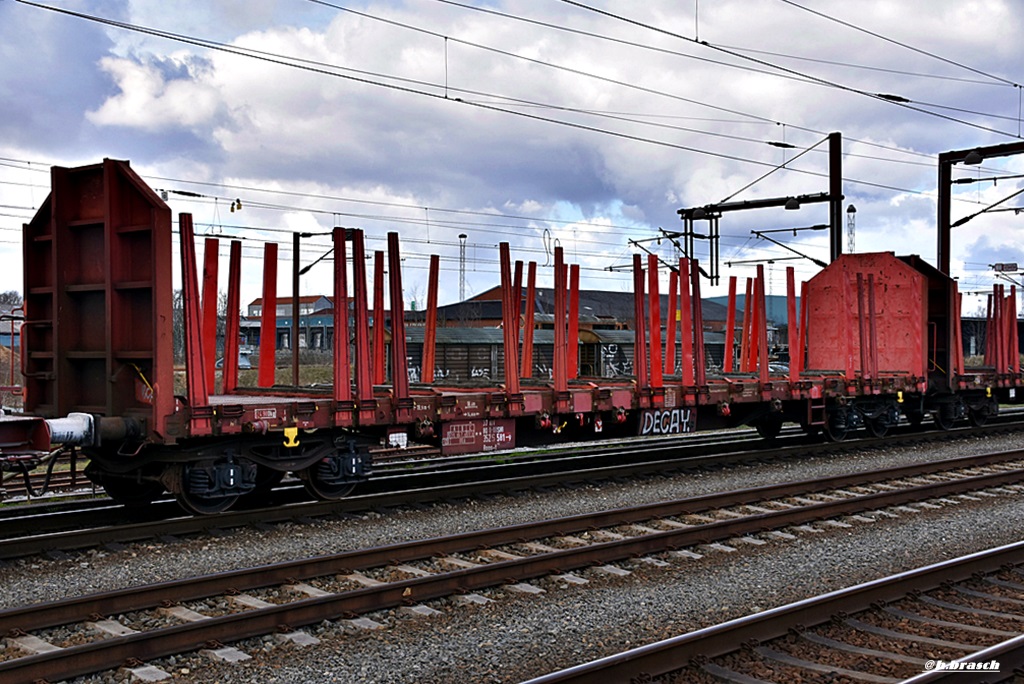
[2,0,1024,312]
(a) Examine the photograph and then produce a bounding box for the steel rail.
[0,426,782,531]
[0,425,1019,561]
[0,439,853,556]
[0,426,766,530]
[2,407,1022,522]
[0,432,1021,563]
[0,413,1020,541]
[4,449,1021,633]
[1,457,1024,682]
[524,541,1024,684]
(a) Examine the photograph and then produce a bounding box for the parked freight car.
[0,157,1017,514]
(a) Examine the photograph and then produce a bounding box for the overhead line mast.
[670,132,845,283]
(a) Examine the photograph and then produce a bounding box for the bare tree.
[0,291,23,306]
[217,291,231,355]
[171,289,184,363]
[405,281,427,312]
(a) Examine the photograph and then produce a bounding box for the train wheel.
[823,412,849,442]
[168,464,240,515]
[299,464,356,500]
[968,399,997,427]
[865,417,888,438]
[101,478,165,507]
[933,405,956,431]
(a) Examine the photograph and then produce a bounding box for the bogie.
[163,460,257,516]
[967,396,998,427]
[299,444,371,501]
[823,406,860,442]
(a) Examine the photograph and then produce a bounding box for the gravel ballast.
[1,432,1022,683]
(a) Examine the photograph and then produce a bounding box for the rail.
[526,542,1024,683]
[0,420,1021,559]
[1,453,1024,682]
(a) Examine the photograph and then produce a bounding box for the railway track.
[0,471,94,499]
[2,450,1024,683]
[2,408,1022,512]
[0,424,772,512]
[0,425,831,547]
[527,544,1024,683]
[0,421,803,508]
[0,418,1020,561]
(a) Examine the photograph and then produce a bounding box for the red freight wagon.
[0,159,1016,514]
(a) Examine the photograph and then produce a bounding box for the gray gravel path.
[2,431,1020,684]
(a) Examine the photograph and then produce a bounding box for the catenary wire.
[557,0,1021,138]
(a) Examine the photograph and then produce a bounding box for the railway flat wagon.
[0,159,1018,514]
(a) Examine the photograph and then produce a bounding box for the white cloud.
[87,56,224,131]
